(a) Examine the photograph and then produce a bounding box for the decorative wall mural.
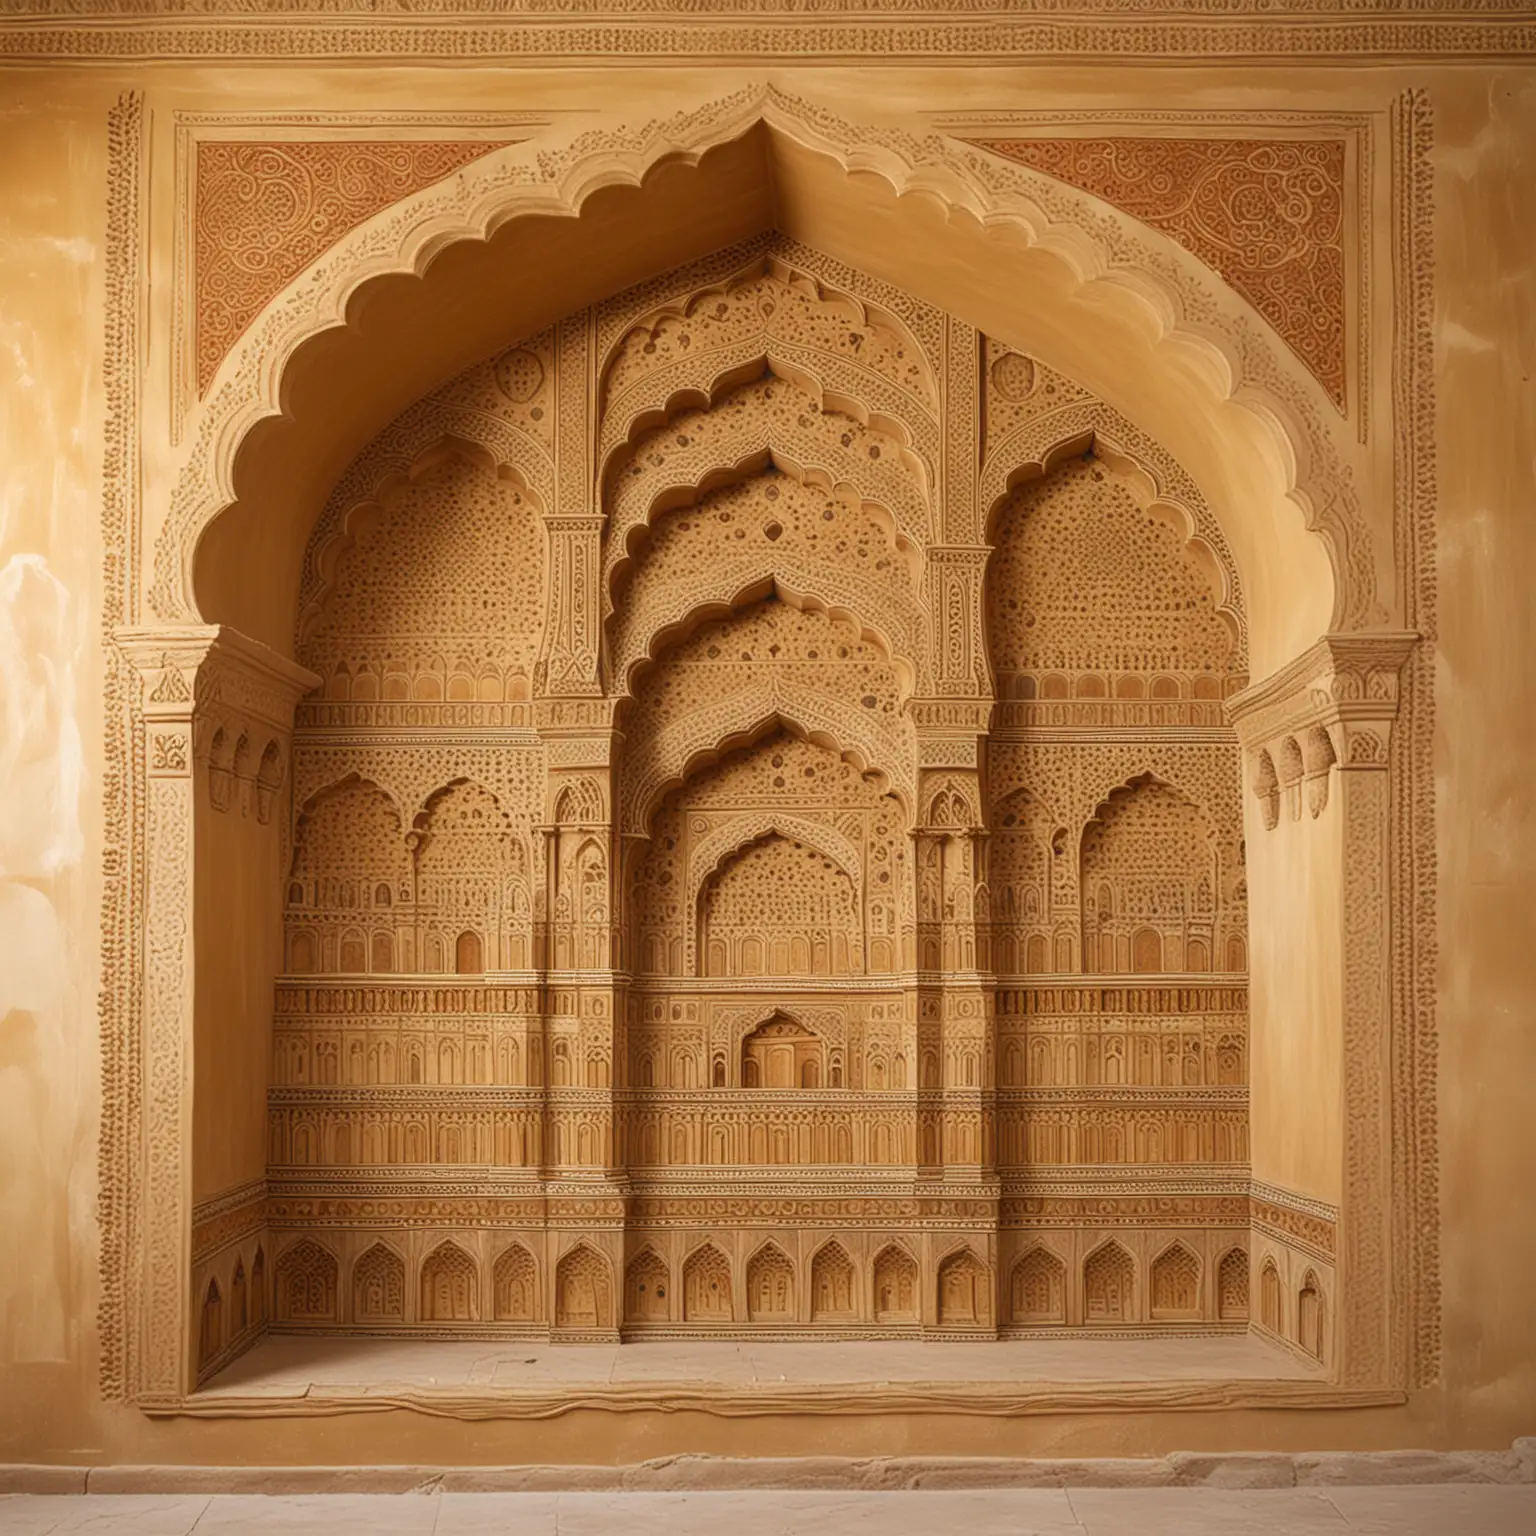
[194,139,507,393]
[233,239,1277,1344]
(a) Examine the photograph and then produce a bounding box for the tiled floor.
[2,1486,1534,1534]
[200,1332,1321,1396]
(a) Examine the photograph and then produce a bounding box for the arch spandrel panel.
[297,330,555,638]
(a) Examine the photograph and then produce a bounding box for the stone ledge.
[1,1443,1530,1495]
[155,1378,1400,1422]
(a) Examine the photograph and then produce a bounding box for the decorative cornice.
[1225,630,1417,743]
[117,624,321,725]
[1,5,1532,63]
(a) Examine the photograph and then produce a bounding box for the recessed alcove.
[127,98,1418,1415]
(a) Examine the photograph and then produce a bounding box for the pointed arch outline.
[158,83,1374,653]
[612,570,926,703]
[688,811,863,920]
[598,246,940,438]
[298,429,550,647]
[603,367,933,565]
[980,406,1248,663]
[621,691,912,836]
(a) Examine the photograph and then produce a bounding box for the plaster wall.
[0,60,1532,1464]
[192,771,285,1204]
[1247,787,1344,1207]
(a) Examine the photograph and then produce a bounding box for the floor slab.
[200,1332,1322,1398]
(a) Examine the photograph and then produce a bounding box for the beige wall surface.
[0,57,1531,1463]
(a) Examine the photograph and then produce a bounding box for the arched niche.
[113,85,1423,1405]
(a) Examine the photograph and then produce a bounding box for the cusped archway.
[163,88,1365,679]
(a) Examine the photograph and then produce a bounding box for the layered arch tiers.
[216,234,1283,1353]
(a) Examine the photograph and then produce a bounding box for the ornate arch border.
[149,83,1379,635]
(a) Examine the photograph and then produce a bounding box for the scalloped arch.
[980,400,1249,663]
[162,83,1372,678]
[688,812,865,921]
[613,572,925,702]
[621,688,913,836]
[299,433,548,647]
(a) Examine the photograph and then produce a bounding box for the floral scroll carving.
[968,137,1348,408]
[194,139,506,393]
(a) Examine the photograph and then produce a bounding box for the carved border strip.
[98,88,146,1404]
[4,14,1534,63]
[1392,88,1439,1389]
[190,1180,269,1266]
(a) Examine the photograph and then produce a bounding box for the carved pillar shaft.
[119,625,315,1400]
[1229,632,1414,1384]
[1334,734,1393,1384]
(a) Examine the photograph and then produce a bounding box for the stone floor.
[2,1486,1535,1534]
[201,1332,1321,1395]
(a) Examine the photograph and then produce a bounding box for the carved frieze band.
[5,7,1534,63]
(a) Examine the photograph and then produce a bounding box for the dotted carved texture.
[1151,1244,1201,1314]
[988,456,1236,684]
[702,834,862,977]
[609,375,926,554]
[747,1245,796,1320]
[613,466,922,685]
[493,1245,539,1322]
[1081,780,1222,970]
[629,594,901,731]
[605,266,933,414]
[416,780,526,918]
[1013,1247,1066,1322]
[289,779,410,910]
[352,1244,404,1322]
[629,732,903,976]
[301,453,544,698]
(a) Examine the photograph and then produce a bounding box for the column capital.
[1226,630,1418,747]
[115,623,319,726]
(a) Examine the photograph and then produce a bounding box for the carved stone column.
[117,625,316,1401]
[909,706,999,1334]
[1229,632,1415,1384]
